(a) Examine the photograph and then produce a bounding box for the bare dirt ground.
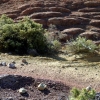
[0,0,100,99]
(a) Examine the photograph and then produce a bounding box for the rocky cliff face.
[0,0,100,43]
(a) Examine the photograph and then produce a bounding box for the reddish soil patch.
[0,75,70,100]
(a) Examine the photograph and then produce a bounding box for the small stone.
[75,68,78,70]
[86,85,92,91]
[21,63,24,66]
[1,62,6,66]
[22,59,27,63]
[8,63,16,69]
[18,87,27,94]
[37,83,47,91]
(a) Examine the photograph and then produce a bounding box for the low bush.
[0,15,48,54]
[70,87,96,100]
[68,37,98,54]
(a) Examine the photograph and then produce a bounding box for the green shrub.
[70,87,96,100]
[0,15,48,54]
[68,37,97,54]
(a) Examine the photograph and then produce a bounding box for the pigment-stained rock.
[84,1,100,7]
[90,20,100,27]
[61,28,84,35]
[20,7,42,15]
[30,12,63,19]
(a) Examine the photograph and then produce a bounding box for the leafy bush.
[70,87,96,100]
[0,15,48,54]
[68,37,98,54]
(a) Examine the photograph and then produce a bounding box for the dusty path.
[0,53,100,92]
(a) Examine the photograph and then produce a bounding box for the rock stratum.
[0,0,100,43]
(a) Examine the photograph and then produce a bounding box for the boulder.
[20,7,42,15]
[32,19,47,26]
[49,7,71,13]
[48,17,82,26]
[90,20,100,27]
[90,28,100,33]
[80,31,100,40]
[30,12,63,19]
[78,8,100,12]
[61,28,84,35]
[18,4,32,10]
[7,14,18,19]
[48,17,63,25]
[93,15,100,20]
[84,1,100,7]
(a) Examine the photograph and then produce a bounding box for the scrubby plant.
[68,36,98,54]
[51,40,61,52]
[70,87,96,100]
[0,15,48,54]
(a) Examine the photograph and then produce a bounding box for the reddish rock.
[84,1,100,7]
[71,12,100,18]
[61,28,84,35]
[69,1,84,10]
[7,14,18,19]
[32,19,47,26]
[94,41,100,45]
[48,17,82,26]
[18,4,32,10]
[49,7,71,13]
[90,20,100,27]
[4,10,21,14]
[48,17,63,25]
[80,31,100,40]
[20,7,42,15]
[93,15,100,20]
[30,12,63,19]
[63,18,82,26]
[90,28,100,33]
[78,8,100,12]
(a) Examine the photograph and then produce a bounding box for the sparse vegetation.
[68,37,98,54]
[70,87,96,100]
